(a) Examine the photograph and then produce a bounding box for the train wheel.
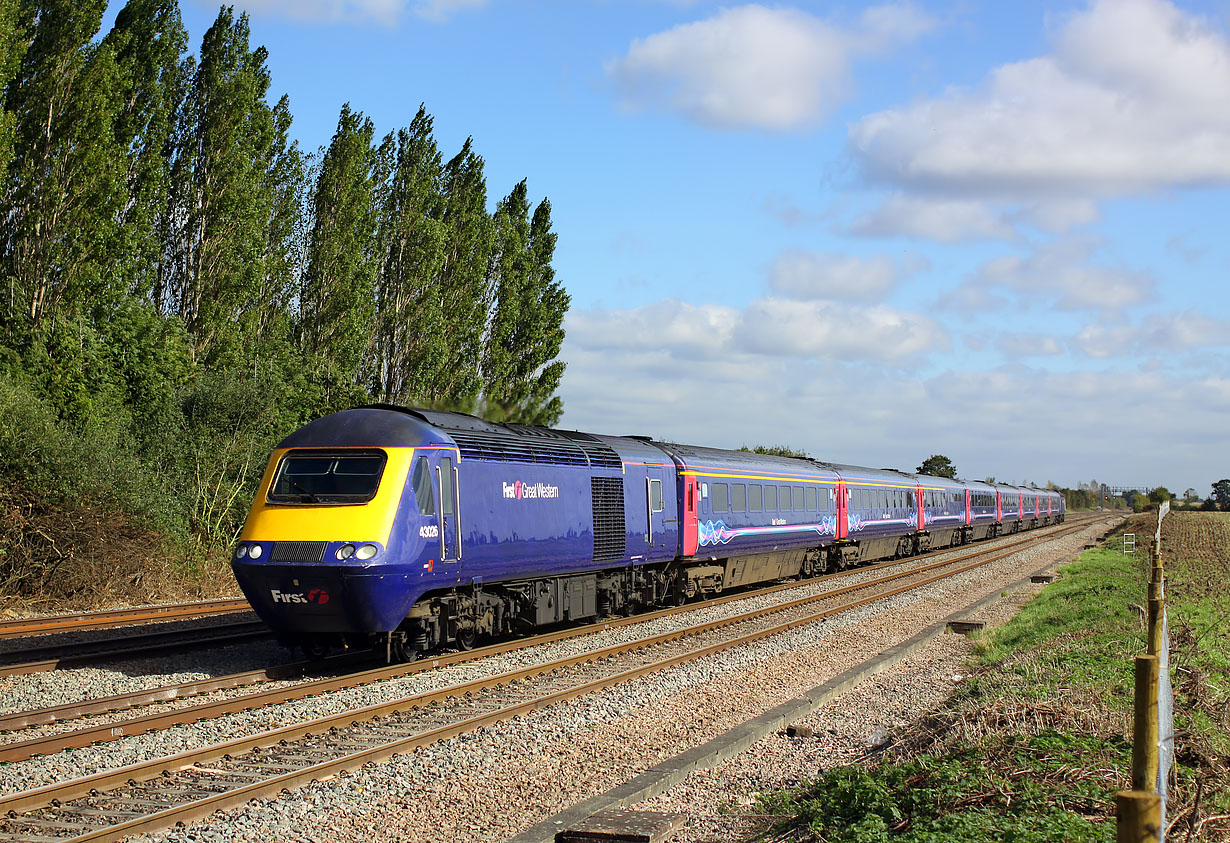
[455,627,476,650]
[302,641,330,662]
[391,636,418,663]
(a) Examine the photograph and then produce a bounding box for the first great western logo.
[502,480,561,500]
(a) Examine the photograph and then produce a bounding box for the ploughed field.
[1161,510,1230,572]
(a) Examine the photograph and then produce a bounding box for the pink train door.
[836,481,849,539]
[680,473,699,557]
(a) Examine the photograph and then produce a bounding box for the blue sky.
[148,0,1228,494]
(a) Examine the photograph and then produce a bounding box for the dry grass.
[0,484,238,615]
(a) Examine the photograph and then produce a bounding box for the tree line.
[0,2,569,580]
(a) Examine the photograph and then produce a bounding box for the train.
[231,405,1064,660]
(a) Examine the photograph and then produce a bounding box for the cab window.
[411,456,435,516]
[268,449,387,504]
[440,456,455,515]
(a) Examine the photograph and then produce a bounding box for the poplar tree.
[163,7,281,359]
[254,94,305,344]
[300,103,378,386]
[0,0,28,181]
[371,106,449,404]
[481,181,568,425]
[1,1,125,339]
[102,0,186,302]
[428,138,492,405]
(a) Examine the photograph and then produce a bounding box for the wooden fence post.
[1132,653,1159,791]
[1116,791,1162,843]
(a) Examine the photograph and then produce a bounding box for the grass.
[755,518,1230,842]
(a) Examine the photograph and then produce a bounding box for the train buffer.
[556,809,686,843]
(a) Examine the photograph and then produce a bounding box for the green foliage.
[301,102,379,382]
[761,739,1116,842]
[916,454,956,478]
[1212,479,1230,509]
[972,545,1144,684]
[481,181,568,425]
[739,444,810,458]
[0,0,28,179]
[0,3,570,595]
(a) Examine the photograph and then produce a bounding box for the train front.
[231,407,450,653]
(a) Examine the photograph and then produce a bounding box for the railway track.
[0,620,272,678]
[0,599,251,641]
[0,517,1103,842]
[0,518,1095,760]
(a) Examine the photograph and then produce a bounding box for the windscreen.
[268,449,387,504]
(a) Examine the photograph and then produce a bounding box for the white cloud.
[566,296,947,363]
[1071,323,1138,358]
[996,333,1064,357]
[964,238,1154,312]
[566,300,739,361]
[558,341,1228,492]
[849,0,1230,198]
[736,298,948,359]
[607,3,935,130]
[1140,311,1230,350]
[849,194,1015,242]
[412,0,485,22]
[768,251,920,301]
[234,0,482,24]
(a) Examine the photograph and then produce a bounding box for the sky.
[128,0,1229,495]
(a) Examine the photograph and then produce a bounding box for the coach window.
[732,483,747,512]
[712,483,729,512]
[792,486,803,510]
[411,457,435,516]
[749,484,763,511]
[780,486,793,510]
[650,479,664,513]
[805,486,817,510]
[439,457,455,515]
[765,485,778,510]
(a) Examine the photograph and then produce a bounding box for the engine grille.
[270,541,328,564]
[450,430,622,469]
[591,477,626,562]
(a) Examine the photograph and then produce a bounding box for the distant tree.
[1212,479,1230,509]
[917,455,956,478]
[740,445,810,459]
[1183,487,1196,501]
[1148,487,1172,504]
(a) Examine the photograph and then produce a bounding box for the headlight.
[247,544,263,559]
[335,544,355,560]
[355,543,379,560]
[234,545,247,559]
